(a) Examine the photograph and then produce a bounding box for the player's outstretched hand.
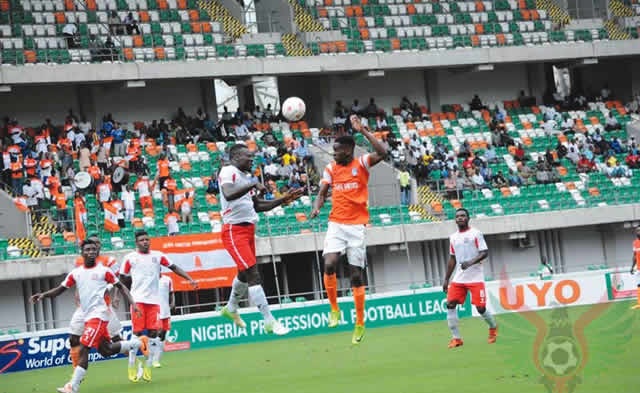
[442,281,448,293]
[254,181,266,193]
[350,114,363,133]
[631,268,635,275]
[460,261,472,270]
[30,293,43,304]
[189,279,199,289]
[284,187,305,204]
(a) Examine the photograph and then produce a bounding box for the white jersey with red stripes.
[119,251,171,305]
[62,264,118,321]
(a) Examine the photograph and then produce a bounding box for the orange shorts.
[159,318,171,331]
[221,223,256,271]
[140,195,153,209]
[131,303,160,333]
[447,282,486,307]
[80,318,110,349]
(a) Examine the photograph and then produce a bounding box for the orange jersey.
[322,154,371,225]
[634,239,640,269]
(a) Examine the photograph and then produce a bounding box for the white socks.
[70,366,86,392]
[227,277,249,313]
[154,339,165,363]
[119,336,140,354]
[447,308,461,339]
[147,337,161,367]
[481,309,497,329]
[128,347,137,367]
[248,285,274,324]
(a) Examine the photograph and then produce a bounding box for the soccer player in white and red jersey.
[443,208,497,349]
[67,235,122,370]
[310,115,387,345]
[218,143,304,335]
[153,273,175,368]
[119,230,197,383]
[31,239,142,393]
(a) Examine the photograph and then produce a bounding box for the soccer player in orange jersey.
[311,114,387,345]
[629,227,640,309]
[443,209,497,348]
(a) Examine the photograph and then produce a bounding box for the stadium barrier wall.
[1,268,633,374]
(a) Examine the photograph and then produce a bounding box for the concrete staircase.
[604,19,631,39]
[288,0,324,32]
[282,33,312,56]
[609,0,635,17]
[198,0,248,40]
[8,215,56,258]
[535,0,571,26]
[417,185,444,221]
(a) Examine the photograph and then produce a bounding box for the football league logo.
[497,269,633,393]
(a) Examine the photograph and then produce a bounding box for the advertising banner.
[605,271,637,300]
[169,290,470,350]
[0,327,133,374]
[1,289,468,374]
[484,273,609,314]
[150,233,237,291]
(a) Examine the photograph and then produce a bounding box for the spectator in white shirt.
[78,116,92,134]
[605,112,621,131]
[62,23,77,48]
[121,185,135,222]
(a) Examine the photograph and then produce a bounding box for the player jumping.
[31,239,142,393]
[443,208,497,348]
[154,273,175,367]
[218,143,304,335]
[119,230,197,382]
[310,114,387,345]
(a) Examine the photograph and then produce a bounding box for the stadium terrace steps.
[535,0,570,26]
[197,0,247,40]
[282,32,312,56]
[609,0,635,17]
[417,185,445,218]
[604,19,631,40]
[290,0,324,32]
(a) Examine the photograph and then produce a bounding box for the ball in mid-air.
[282,97,306,122]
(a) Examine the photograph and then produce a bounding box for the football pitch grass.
[2,301,637,393]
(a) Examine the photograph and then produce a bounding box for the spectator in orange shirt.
[53,187,70,232]
[157,154,170,189]
[165,209,180,236]
[10,156,24,196]
[164,175,177,212]
[177,191,194,224]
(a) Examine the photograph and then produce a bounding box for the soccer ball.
[541,336,579,376]
[282,97,306,122]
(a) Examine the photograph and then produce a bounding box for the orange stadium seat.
[139,11,150,22]
[178,0,187,9]
[64,0,75,10]
[155,47,166,60]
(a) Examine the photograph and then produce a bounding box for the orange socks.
[70,346,80,368]
[323,273,339,312]
[353,286,365,326]
[637,287,640,305]
[140,335,149,357]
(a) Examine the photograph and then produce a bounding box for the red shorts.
[221,223,256,271]
[140,195,153,209]
[447,282,486,307]
[131,303,160,333]
[80,318,110,349]
[159,318,171,331]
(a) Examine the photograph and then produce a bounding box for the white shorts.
[69,308,122,338]
[322,222,366,268]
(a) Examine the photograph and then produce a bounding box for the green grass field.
[2,301,637,393]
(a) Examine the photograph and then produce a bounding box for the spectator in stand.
[23,179,38,214]
[108,11,122,35]
[178,191,194,224]
[601,84,611,101]
[96,177,112,203]
[483,145,498,163]
[53,186,69,232]
[470,94,483,111]
[165,208,180,236]
[605,112,621,131]
[492,171,509,188]
[398,166,411,205]
[62,23,77,49]
[124,12,140,35]
[626,149,640,169]
[576,154,595,173]
[545,148,558,167]
[471,168,486,189]
[164,175,178,212]
[513,144,526,162]
[365,98,378,118]
[10,155,24,196]
[121,184,135,223]
[507,169,523,187]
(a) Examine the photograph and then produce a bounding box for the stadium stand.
[1,91,638,260]
[0,0,637,65]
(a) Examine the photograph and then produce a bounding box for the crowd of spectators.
[327,88,639,204]
[0,103,316,236]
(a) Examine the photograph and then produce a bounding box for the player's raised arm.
[350,114,388,167]
[30,284,67,303]
[221,177,260,201]
[113,281,140,315]
[253,187,305,212]
[631,253,636,274]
